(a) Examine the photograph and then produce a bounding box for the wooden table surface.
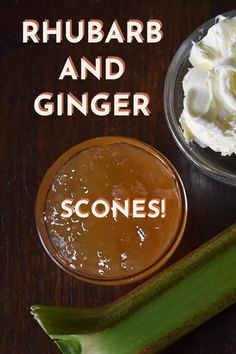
[1,0,236,353]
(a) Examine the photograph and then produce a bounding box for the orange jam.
[36,137,187,285]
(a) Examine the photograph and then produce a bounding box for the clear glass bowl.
[164,10,236,186]
[35,137,187,286]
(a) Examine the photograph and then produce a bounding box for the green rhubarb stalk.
[31,224,236,354]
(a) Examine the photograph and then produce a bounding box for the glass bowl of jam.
[35,137,187,285]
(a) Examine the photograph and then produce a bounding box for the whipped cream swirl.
[180,15,236,156]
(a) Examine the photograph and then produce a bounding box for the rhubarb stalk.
[32,224,236,354]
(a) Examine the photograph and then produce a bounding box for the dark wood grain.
[0,0,236,353]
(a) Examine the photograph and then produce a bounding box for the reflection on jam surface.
[44,143,182,279]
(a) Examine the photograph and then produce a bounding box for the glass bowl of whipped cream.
[164,10,236,186]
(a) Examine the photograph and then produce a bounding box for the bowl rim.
[35,136,188,286]
[164,9,236,186]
